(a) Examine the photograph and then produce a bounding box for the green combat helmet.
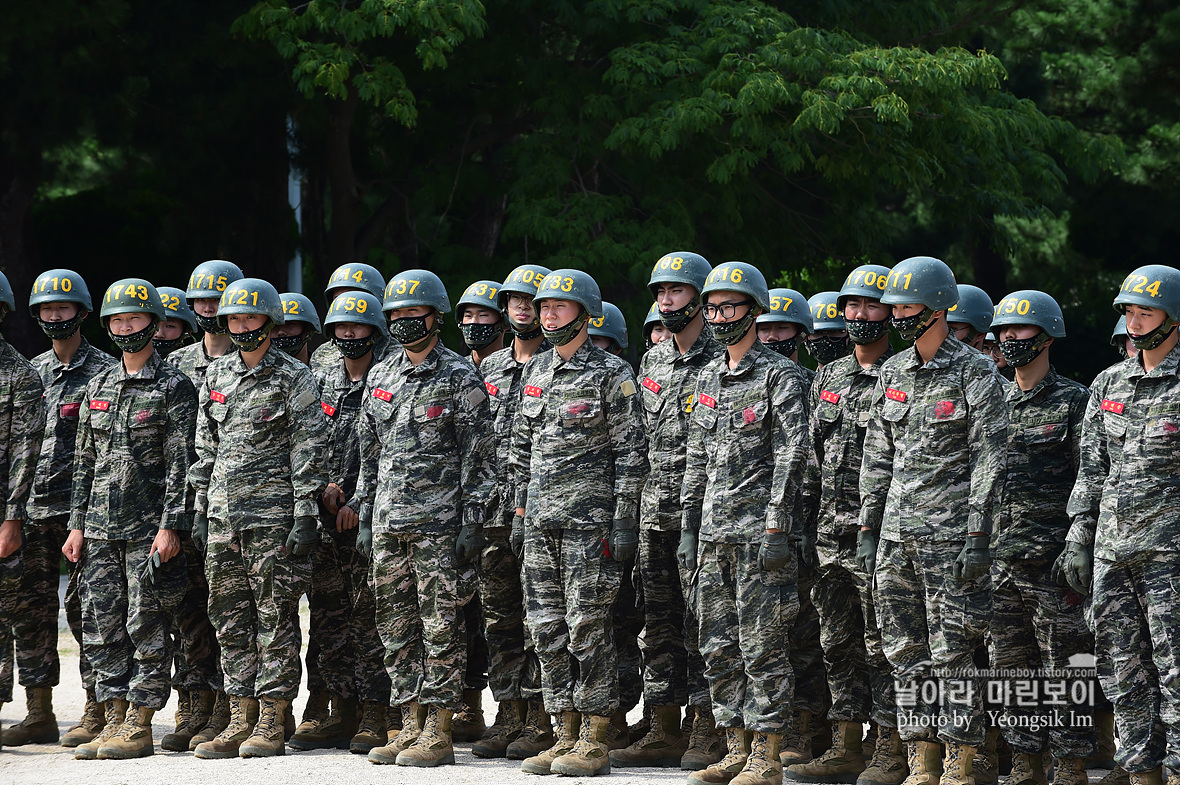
[0,271,13,318]
[535,269,602,347]
[1112,264,1180,350]
[643,302,662,349]
[948,284,994,345]
[384,269,450,351]
[589,301,629,354]
[218,278,285,352]
[457,280,506,352]
[701,261,769,347]
[153,285,198,356]
[807,291,848,364]
[648,251,712,332]
[101,278,167,353]
[326,291,385,360]
[498,264,552,340]
[991,289,1065,367]
[30,268,93,340]
[1111,316,1131,358]
[757,288,811,357]
[325,262,386,301]
[838,264,891,345]
[881,256,958,342]
[186,259,245,334]
[274,292,321,355]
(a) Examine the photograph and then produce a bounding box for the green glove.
[141,551,163,587]
[192,513,209,554]
[285,516,318,558]
[456,524,488,565]
[510,513,525,560]
[758,531,791,572]
[952,533,992,582]
[356,517,373,561]
[677,529,698,571]
[1052,542,1092,596]
[855,529,877,575]
[797,533,816,571]
[608,518,638,563]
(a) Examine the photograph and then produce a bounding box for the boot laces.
[868,732,897,770]
[358,702,385,735]
[687,711,715,751]
[253,703,280,738]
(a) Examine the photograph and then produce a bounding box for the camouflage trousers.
[794,563,829,716]
[478,527,541,702]
[1092,554,1180,773]
[171,532,221,691]
[698,540,799,733]
[12,517,69,688]
[523,527,621,716]
[988,557,1095,758]
[615,553,644,713]
[0,547,21,703]
[206,524,309,700]
[81,537,187,709]
[638,529,709,708]
[372,529,472,709]
[306,529,389,703]
[813,532,897,727]
[875,538,990,746]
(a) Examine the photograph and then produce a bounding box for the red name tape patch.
[485,381,499,397]
[373,388,393,402]
[820,390,840,404]
[60,402,80,418]
[642,377,662,394]
[525,385,543,397]
[885,388,907,402]
[321,402,336,417]
[89,400,110,411]
[698,393,716,409]
[1101,399,1125,415]
[210,390,226,404]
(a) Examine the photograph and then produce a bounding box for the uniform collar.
[393,341,444,376]
[553,339,596,371]
[720,341,767,379]
[114,350,163,382]
[228,345,280,378]
[53,337,97,371]
[675,328,719,364]
[899,333,961,371]
[1129,340,1180,379]
[1005,365,1060,401]
[836,346,894,379]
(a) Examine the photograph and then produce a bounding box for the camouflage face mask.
[1130,320,1178,351]
[708,309,757,347]
[152,334,193,357]
[808,334,849,364]
[228,320,274,352]
[460,321,505,351]
[763,336,797,358]
[541,311,589,347]
[271,328,310,356]
[998,332,1051,367]
[196,313,229,335]
[108,321,158,354]
[845,318,888,345]
[891,307,937,343]
[659,293,701,333]
[38,313,84,341]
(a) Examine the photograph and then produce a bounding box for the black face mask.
[763,336,797,358]
[152,334,193,357]
[108,322,158,354]
[708,309,758,347]
[998,332,1052,367]
[196,313,228,335]
[507,313,542,340]
[541,312,589,347]
[845,318,889,345]
[228,321,274,352]
[460,321,505,351]
[659,294,701,333]
[1130,320,1178,351]
[332,333,377,360]
[37,314,84,341]
[271,328,310,356]
[389,313,439,352]
[891,308,937,343]
[808,334,849,364]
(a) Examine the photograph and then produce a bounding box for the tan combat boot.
[941,743,977,785]
[1130,770,1164,785]
[863,723,880,755]
[901,741,944,785]
[97,704,155,759]
[472,699,527,758]
[74,697,128,760]
[551,713,612,776]
[782,710,816,766]
[786,720,865,782]
[611,704,688,767]
[689,727,753,784]
[293,688,329,738]
[858,726,908,785]
[683,706,725,770]
[368,701,425,764]
[1101,768,1132,785]
[61,688,105,747]
[629,705,653,746]
[3,686,58,745]
[1089,711,1117,769]
[163,688,214,751]
[507,700,557,760]
[290,694,356,750]
[396,705,455,767]
[192,695,259,759]
[189,690,230,749]
[973,728,1000,785]
[452,688,486,742]
[1054,758,1088,785]
[1002,752,1048,785]
[521,711,579,775]
[734,732,784,785]
[350,700,388,754]
[239,696,289,757]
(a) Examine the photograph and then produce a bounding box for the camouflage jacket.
[356,342,495,535]
[510,340,647,531]
[0,339,45,523]
[636,329,724,531]
[28,339,116,520]
[995,367,1087,560]
[680,341,811,544]
[809,348,894,538]
[310,331,390,373]
[481,343,550,528]
[312,358,372,519]
[169,339,236,386]
[860,335,1009,542]
[189,346,327,531]
[1067,343,1180,561]
[69,352,196,539]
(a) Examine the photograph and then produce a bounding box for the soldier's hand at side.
[151,529,181,563]
[510,513,525,560]
[62,529,84,563]
[336,504,358,532]
[796,533,816,571]
[608,518,638,563]
[456,524,488,565]
[192,513,209,554]
[0,520,20,559]
[855,529,877,575]
[1056,542,1092,596]
[952,533,992,582]
[285,516,319,558]
[676,529,697,571]
[322,483,344,515]
[757,530,791,572]
[356,518,373,562]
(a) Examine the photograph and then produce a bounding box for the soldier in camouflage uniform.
[189,278,328,760]
[357,269,494,768]
[681,262,812,785]
[310,263,389,371]
[153,286,197,358]
[472,264,552,761]
[786,265,903,785]
[62,279,196,760]
[1060,265,1180,785]
[9,269,112,749]
[164,260,243,753]
[984,290,1094,785]
[859,256,1008,785]
[290,291,392,754]
[273,293,320,364]
[0,271,45,753]
[806,291,850,367]
[1111,316,1137,360]
[509,269,647,778]
[947,285,993,351]
[644,302,673,349]
[613,252,725,772]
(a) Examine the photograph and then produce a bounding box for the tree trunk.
[325,94,362,270]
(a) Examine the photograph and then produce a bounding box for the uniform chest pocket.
[560,397,602,428]
[641,384,665,416]
[1021,420,1068,446]
[815,401,841,436]
[87,407,114,434]
[926,398,966,425]
[128,406,166,430]
[1103,412,1128,441]
[413,399,452,424]
[881,398,910,424]
[1145,407,1180,450]
[732,399,768,430]
[519,394,545,422]
[250,394,286,425]
[692,398,718,431]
